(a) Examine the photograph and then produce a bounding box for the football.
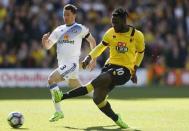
[7,112,24,128]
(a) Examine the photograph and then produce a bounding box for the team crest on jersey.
[71,29,77,33]
[116,42,128,53]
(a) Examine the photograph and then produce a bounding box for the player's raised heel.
[49,111,64,122]
[115,114,129,129]
[52,90,63,103]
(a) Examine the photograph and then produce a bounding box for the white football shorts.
[57,62,79,80]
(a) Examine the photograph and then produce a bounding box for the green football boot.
[49,111,64,122]
[115,114,129,129]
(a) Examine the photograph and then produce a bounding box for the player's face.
[63,10,76,25]
[111,15,125,32]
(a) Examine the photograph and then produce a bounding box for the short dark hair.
[112,7,128,19]
[64,4,77,14]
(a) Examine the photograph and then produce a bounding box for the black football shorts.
[101,64,131,88]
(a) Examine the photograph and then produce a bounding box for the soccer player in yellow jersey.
[52,8,145,129]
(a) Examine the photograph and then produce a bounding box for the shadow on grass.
[0,86,189,100]
[11,127,29,130]
[63,125,141,131]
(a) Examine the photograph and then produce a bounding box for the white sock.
[85,90,94,98]
[54,102,62,112]
[49,84,62,112]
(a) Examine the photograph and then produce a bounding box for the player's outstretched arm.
[89,42,107,59]
[41,32,54,50]
[82,42,107,69]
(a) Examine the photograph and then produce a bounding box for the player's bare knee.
[92,73,112,88]
[93,95,106,105]
[48,79,52,85]
[93,95,101,105]
[68,80,80,89]
[48,76,54,85]
[91,77,104,88]
[93,92,106,105]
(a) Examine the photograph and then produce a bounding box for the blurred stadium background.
[0,0,189,131]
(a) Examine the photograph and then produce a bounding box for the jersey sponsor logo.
[116,42,128,53]
[58,34,74,44]
[58,39,74,44]
[64,34,69,40]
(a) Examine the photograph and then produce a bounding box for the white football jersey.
[48,23,89,66]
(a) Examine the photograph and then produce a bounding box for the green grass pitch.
[0,87,189,131]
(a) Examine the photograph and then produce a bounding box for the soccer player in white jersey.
[42,4,96,122]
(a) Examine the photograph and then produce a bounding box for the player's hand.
[42,32,50,46]
[88,58,96,71]
[82,55,92,69]
[131,74,137,84]
[131,65,138,84]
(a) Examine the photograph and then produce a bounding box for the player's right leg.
[48,69,64,122]
[53,69,113,102]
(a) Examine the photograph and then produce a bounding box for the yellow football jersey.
[102,27,145,71]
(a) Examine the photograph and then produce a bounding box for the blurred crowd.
[0,0,189,75]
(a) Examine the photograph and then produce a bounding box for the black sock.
[61,86,88,100]
[99,102,118,121]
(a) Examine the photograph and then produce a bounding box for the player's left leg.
[48,69,65,122]
[52,64,113,102]
[53,71,112,101]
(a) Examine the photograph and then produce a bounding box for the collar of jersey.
[114,28,131,35]
[66,22,76,27]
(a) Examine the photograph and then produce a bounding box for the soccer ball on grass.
[7,112,24,128]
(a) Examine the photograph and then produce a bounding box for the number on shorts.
[116,68,124,76]
[60,65,66,70]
